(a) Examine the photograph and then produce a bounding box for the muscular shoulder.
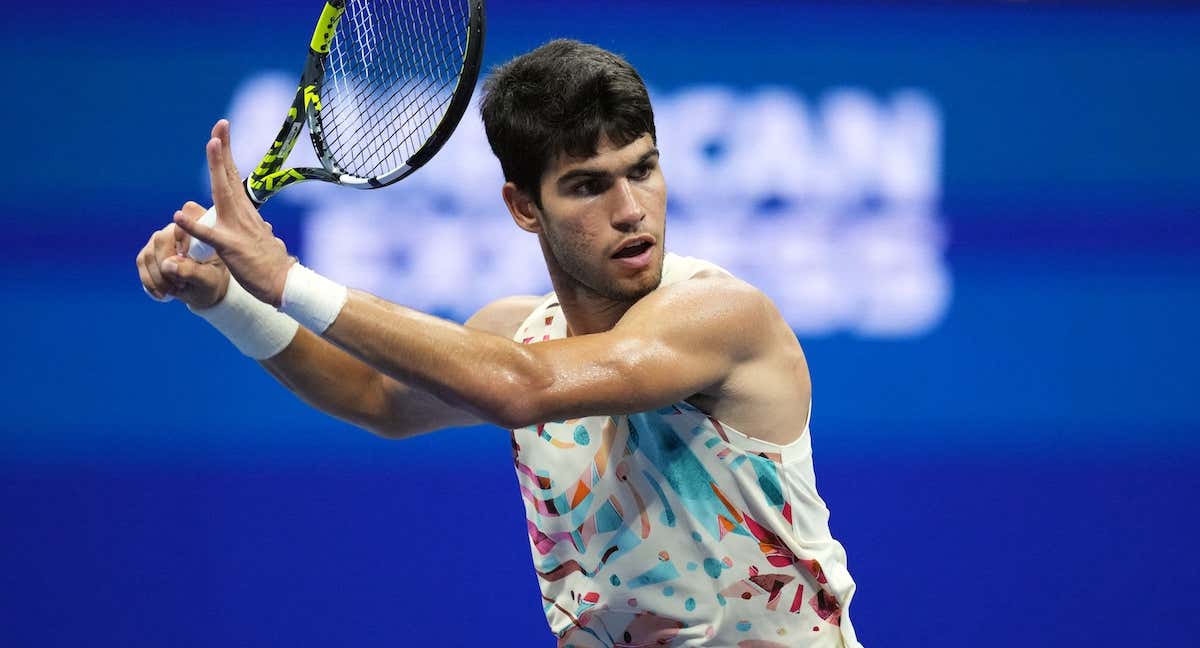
[638,271,809,440]
[465,294,546,338]
[620,274,779,360]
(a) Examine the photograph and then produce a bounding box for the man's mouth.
[612,240,653,259]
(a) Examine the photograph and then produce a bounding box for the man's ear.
[502,182,542,234]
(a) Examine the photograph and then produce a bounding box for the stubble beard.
[542,219,665,303]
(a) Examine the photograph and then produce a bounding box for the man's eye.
[629,164,653,180]
[574,180,603,195]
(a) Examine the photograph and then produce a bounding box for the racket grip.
[186,205,220,261]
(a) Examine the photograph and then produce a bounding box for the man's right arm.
[258,327,477,438]
[138,208,541,439]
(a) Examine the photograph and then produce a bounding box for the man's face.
[535,133,667,302]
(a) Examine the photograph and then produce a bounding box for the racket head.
[310,0,486,188]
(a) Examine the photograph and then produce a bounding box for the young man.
[136,40,862,647]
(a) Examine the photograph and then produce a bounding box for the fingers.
[212,119,242,190]
[148,227,178,293]
[206,136,236,211]
[160,253,231,309]
[136,247,157,298]
[160,254,195,284]
[174,208,232,253]
[175,202,206,254]
[205,122,266,241]
[137,240,171,300]
[145,249,169,294]
[182,201,205,218]
[162,254,218,285]
[160,253,202,306]
[173,205,195,254]
[205,132,258,233]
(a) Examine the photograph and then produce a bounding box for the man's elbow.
[468,349,557,430]
[473,384,538,430]
[478,372,555,430]
[361,419,412,440]
[332,407,410,440]
[487,400,540,431]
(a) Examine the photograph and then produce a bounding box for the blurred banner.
[228,75,948,337]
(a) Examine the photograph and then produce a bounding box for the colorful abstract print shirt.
[510,254,862,648]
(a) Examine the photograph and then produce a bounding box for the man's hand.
[136,205,230,309]
[172,119,296,307]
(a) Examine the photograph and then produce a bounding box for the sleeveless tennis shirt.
[511,253,862,648]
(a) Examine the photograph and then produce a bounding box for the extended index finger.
[174,207,234,256]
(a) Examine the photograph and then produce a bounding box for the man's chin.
[607,264,663,301]
[609,284,656,302]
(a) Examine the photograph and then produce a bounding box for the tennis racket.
[152,0,485,300]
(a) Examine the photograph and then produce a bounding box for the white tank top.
[511,253,862,648]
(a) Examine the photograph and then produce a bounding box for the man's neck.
[556,287,633,337]
[541,244,635,337]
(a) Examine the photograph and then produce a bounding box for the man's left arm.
[316,276,770,429]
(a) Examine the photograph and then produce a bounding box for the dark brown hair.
[479,39,656,206]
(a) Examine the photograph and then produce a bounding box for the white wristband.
[279,263,348,335]
[188,276,300,360]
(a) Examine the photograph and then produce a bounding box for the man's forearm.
[319,290,542,428]
[259,327,397,435]
[261,315,484,438]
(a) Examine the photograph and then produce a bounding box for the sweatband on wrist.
[279,263,348,335]
[188,276,300,359]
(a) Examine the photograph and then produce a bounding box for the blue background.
[3,1,1199,645]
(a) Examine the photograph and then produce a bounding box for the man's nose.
[610,178,645,231]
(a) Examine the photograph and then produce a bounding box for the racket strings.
[320,0,470,180]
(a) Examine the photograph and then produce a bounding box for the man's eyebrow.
[636,148,661,165]
[555,148,661,186]
[556,168,608,186]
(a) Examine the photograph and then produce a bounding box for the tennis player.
[136,40,862,648]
